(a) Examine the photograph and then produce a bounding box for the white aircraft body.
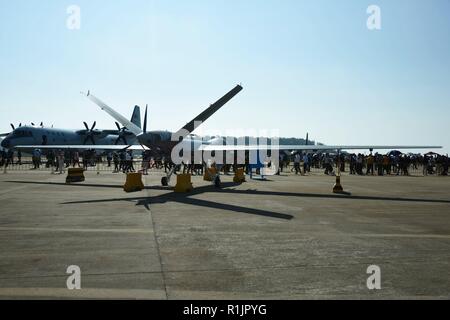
[1,106,142,151]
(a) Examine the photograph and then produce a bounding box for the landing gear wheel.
[161,177,168,186]
[214,175,221,188]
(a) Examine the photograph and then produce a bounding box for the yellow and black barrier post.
[203,166,217,182]
[333,150,344,193]
[66,168,85,183]
[123,172,144,192]
[174,174,193,193]
[233,168,246,183]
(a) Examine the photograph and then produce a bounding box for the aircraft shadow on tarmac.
[6,180,293,220]
[6,180,450,221]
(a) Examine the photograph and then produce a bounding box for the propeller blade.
[31,122,35,126]
[143,104,148,134]
[19,123,22,127]
[122,136,128,145]
[115,137,120,145]
[115,121,121,131]
[10,123,15,130]
[91,121,96,130]
[83,122,89,130]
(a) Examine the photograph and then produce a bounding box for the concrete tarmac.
[0,170,449,299]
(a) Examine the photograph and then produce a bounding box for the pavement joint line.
[0,287,167,299]
[143,175,168,300]
[0,271,165,281]
[0,288,448,300]
[0,227,153,234]
[0,256,447,282]
[353,233,450,239]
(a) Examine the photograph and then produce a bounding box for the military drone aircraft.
[5,84,442,187]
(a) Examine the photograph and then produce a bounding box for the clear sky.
[0,0,449,153]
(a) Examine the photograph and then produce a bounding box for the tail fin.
[130,105,141,129]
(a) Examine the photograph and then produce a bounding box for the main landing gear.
[161,166,176,186]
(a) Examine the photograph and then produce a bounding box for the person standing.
[422,154,428,176]
[324,153,333,175]
[376,154,383,176]
[119,151,125,172]
[141,152,150,175]
[58,150,65,174]
[17,150,22,165]
[356,154,363,175]
[349,154,356,175]
[443,154,449,176]
[73,151,80,167]
[129,151,135,172]
[107,152,112,167]
[0,150,5,167]
[294,153,301,175]
[278,153,285,174]
[302,153,309,175]
[5,149,14,168]
[32,149,41,169]
[113,152,120,173]
[366,153,374,175]
[82,150,89,170]
[383,154,390,175]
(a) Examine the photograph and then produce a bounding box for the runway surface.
[0,170,449,299]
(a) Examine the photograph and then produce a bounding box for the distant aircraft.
[0,106,142,151]
[6,84,442,186]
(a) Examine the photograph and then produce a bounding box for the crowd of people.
[279,152,449,176]
[1,149,449,177]
[0,149,21,167]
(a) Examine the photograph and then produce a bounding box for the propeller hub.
[81,121,99,145]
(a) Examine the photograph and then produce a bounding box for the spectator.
[113,152,120,173]
[58,150,65,174]
[107,152,112,167]
[366,153,374,175]
[302,153,309,175]
[293,153,301,175]
[324,153,334,175]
